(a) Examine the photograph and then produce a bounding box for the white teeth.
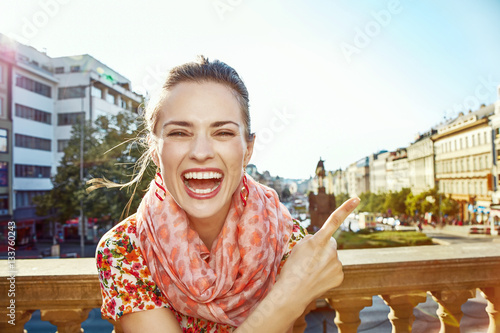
[186,183,221,194]
[184,171,223,180]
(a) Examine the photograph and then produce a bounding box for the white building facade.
[370,151,390,193]
[0,34,142,240]
[386,148,410,192]
[407,131,436,194]
[433,105,495,223]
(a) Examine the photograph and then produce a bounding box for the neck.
[187,201,231,251]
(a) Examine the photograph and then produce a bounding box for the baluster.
[431,288,475,333]
[40,308,91,333]
[327,296,372,333]
[381,292,427,333]
[480,287,500,333]
[106,318,125,333]
[0,309,34,333]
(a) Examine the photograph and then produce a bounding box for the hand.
[275,197,360,307]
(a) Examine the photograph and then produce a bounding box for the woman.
[96,56,359,332]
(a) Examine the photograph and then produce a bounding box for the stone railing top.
[0,257,98,278]
[1,242,499,279]
[338,242,500,266]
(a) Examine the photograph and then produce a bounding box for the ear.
[148,135,160,168]
[151,148,160,168]
[243,134,255,167]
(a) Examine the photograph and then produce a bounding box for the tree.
[441,195,459,217]
[358,192,384,213]
[382,188,411,216]
[335,193,349,206]
[33,112,154,228]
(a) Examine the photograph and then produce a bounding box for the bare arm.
[120,307,182,333]
[121,198,359,333]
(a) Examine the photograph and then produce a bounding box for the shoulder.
[97,214,138,254]
[96,214,170,320]
[96,213,145,284]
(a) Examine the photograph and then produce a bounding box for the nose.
[189,134,215,162]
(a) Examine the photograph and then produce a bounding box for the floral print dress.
[96,214,307,333]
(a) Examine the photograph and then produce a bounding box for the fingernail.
[351,197,360,206]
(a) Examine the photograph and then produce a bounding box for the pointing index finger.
[316,197,360,241]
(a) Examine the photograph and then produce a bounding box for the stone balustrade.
[1,242,499,333]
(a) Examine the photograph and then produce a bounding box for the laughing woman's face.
[154,81,254,225]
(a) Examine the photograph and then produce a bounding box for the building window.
[58,86,86,99]
[15,191,48,208]
[15,164,51,178]
[0,129,7,153]
[473,135,476,146]
[0,162,7,186]
[55,67,64,74]
[484,132,488,144]
[70,65,81,73]
[15,104,52,124]
[106,93,116,104]
[91,86,102,98]
[0,195,8,215]
[57,139,69,152]
[478,133,481,145]
[120,98,127,109]
[15,74,51,97]
[58,112,83,126]
[15,134,51,151]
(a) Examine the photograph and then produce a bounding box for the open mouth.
[182,170,223,196]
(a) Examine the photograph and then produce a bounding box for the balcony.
[1,242,499,333]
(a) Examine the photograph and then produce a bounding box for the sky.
[1,0,500,179]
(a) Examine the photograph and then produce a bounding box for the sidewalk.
[13,239,99,259]
[422,224,499,238]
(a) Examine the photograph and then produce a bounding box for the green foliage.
[358,192,385,213]
[351,187,459,219]
[335,192,350,206]
[441,195,460,216]
[382,188,411,215]
[336,230,434,249]
[33,112,154,226]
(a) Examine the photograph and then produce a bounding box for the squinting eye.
[167,132,187,137]
[217,131,235,137]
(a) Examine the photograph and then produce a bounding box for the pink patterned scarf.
[136,175,293,327]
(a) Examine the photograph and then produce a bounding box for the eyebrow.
[162,120,240,128]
